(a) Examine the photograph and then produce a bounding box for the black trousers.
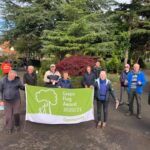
[129,90,142,115]
[97,100,109,122]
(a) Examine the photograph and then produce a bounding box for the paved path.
[0,70,150,150]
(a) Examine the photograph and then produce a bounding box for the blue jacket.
[127,71,146,94]
[94,79,117,101]
[57,78,72,88]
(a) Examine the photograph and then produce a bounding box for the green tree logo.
[35,89,57,114]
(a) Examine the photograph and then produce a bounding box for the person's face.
[124,65,130,71]
[28,66,34,74]
[63,73,69,80]
[8,71,16,81]
[50,66,56,72]
[96,62,100,67]
[133,64,140,73]
[100,71,106,80]
[87,67,91,73]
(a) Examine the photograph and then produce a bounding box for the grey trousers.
[4,100,21,130]
[120,86,129,103]
[129,90,142,115]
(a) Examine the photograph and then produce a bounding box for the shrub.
[106,56,122,73]
[56,55,97,76]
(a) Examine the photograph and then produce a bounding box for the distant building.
[0,41,16,56]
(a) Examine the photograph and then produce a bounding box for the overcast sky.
[116,0,131,3]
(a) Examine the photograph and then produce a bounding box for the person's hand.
[138,81,142,85]
[85,85,88,88]
[124,80,128,85]
[90,85,94,89]
[115,100,119,109]
[52,81,56,85]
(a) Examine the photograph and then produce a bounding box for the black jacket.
[0,76,24,102]
[120,71,130,86]
[93,66,102,79]
[83,72,96,87]
[23,72,37,85]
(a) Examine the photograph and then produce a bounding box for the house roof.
[0,41,16,54]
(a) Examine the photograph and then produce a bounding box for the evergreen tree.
[41,0,116,59]
[114,0,150,63]
[1,0,61,57]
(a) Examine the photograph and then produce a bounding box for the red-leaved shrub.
[56,56,97,76]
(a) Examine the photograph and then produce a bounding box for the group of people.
[119,63,146,119]
[0,60,147,134]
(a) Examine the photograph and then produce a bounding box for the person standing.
[95,70,119,128]
[44,64,61,88]
[58,71,72,88]
[23,65,37,113]
[126,64,146,119]
[119,64,130,105]
[0,70,24,134]
[83,66,96,88]
[23,65,37,85]
[93,61,102,79]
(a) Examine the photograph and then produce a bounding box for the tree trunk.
[124,49,129,65]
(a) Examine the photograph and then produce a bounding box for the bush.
[106,56,123,73]
[56,55,97,76]
[37,60,54,86]
[71,76,83,88]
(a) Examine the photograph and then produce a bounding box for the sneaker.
[137,114,142,119]
[102,122,107,128]
[96,121,102,128]
[126,112,133,116]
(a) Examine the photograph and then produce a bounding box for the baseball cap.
[50,64,56,67]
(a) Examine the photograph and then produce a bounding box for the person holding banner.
[44,64,61,88]
[0,70,24,134]
[23,65,37,86]
[95,70,119,128]
[83,66,96,88]
[58,71,72,88]
[23,65,37,113]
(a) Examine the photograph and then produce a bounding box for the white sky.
[116,0,131,4]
